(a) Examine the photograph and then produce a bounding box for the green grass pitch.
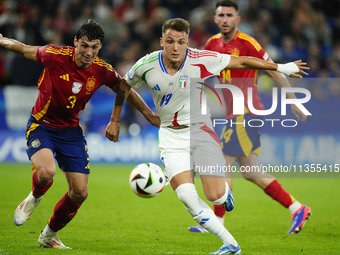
[0,164,339,254]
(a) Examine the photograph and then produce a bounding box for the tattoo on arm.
[115,87,126,106]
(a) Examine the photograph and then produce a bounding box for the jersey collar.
[159,49,188,74]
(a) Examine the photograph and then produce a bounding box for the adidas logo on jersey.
[60,74,70,81]
[152,84,161,91]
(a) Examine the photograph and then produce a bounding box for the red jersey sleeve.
[243,38,269,61]
[36,45,74,69]
[102,63,121,89]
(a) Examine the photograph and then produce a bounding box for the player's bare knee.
[205,190,225,203]
[37,167,56,184]
[69,188,88,204]
[241,171,254,180]
[207,182,230,205]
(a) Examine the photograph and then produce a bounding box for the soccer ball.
[129,163,165,198]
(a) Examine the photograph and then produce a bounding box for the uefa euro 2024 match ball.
[129,163,165,198]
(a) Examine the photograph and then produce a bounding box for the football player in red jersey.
[0,19,159,249]
[188,0,312,236]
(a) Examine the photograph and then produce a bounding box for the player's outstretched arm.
[110,83,160,128]
[105,79,131,142]
[0,34,38,61]
[227,56,309,78]
[265,58,307,123]
[126,89,160,127]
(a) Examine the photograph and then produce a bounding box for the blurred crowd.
[0,0,340,99]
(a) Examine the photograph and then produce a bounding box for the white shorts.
[159,123,226,182]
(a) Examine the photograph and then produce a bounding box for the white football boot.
[38,225,71,249]
[14,191,42,226]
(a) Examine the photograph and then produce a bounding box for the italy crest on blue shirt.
[179,75,188,89]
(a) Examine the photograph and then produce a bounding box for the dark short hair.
[76,19,104,43]
[215,0,239,13]
[162,18,190,36]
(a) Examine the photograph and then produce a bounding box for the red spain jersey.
[204,30,270,119]
[33,45,121,128]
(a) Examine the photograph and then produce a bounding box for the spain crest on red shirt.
[231,48,239,56]
[86,77,96,91]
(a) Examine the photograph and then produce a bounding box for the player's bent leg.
[171,172,210,233]
[48,192,82,233]
[191,179,241,252]
[64,171,89,204]
[38,172,87,249]
[188,178,234,234]
[188,181,229,233]
[211,185,234,212]
[41,191,82,249]
[175,183,237,241]
[174,178,239,252]
[212,155,235,219]
[14,149,55,226]
[201,178,234,212]
[237,154,275,188]
[196,156,235,233]
[262,178,313,234]
[238,154,312,234]
[31,148,57,185]
[48,172,88,234]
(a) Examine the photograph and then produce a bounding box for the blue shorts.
[215,114,262,157]
[26,115,90,174]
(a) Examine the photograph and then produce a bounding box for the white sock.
[288,201,302,215]
[197,197,237,246]
[42,224,57,236]
[216,216,224,225]
[175,183,237,246]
